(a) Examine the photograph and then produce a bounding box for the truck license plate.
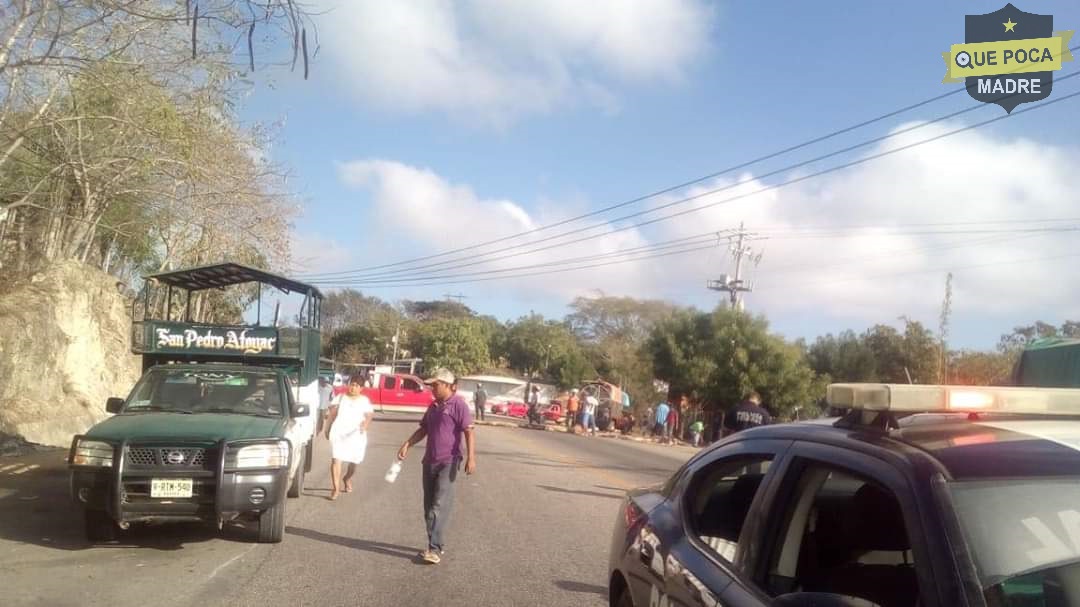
[150,479,193,498]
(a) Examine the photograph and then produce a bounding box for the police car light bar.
[826,383,1080,415]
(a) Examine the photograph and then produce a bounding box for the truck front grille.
[125,446,210,468]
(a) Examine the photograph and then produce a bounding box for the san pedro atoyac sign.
[155,327,278,355]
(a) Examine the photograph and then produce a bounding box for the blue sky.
[241,1,1080,350]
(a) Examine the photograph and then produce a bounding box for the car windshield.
[123,368,285,417]
[950,478,1080,605]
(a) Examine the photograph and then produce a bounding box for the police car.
[608,383,1080,607]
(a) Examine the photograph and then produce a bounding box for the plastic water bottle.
[385,460,403,483]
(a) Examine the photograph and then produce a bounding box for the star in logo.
[1004,18,1017,32]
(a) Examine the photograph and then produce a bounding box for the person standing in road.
[325,374,375,501]
[397,368,476,565]
[317,376,333,436]
[473,383,487,422]
[654,400,671,443]
[566,389,580,430]
[582,395,598,435]
[689,419,704,446]
[722,391,773,437]
[526,385,541,424]
[643,405,654,436]
[667,399,681,444]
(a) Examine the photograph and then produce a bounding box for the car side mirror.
[293,404,310,418]
[105,397,124,414]
[772,593,880,607]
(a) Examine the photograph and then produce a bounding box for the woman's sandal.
[328,489,340,501]
[343,480,353,493]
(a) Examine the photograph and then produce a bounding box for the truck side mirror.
[105,397,125,414]
[293,404,310,418]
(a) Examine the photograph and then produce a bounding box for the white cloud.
[289,232,354,274]
[314,0,715,125]
[335,158,650,299]
[327,122,1080,334]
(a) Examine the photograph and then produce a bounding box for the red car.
[541,403,564,423]
[491,401,528,418]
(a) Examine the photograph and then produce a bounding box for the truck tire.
[303,439,314,473]
[84,509,118,542]
[288,451,305,498]
[256,502,285,543]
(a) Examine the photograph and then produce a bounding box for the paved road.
[0,416,697,607]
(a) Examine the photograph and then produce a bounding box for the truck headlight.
[72,440,114,467]
[226,441,290,469]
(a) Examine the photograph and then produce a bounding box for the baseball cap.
[423,368,457,385]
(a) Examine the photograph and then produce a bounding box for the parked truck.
[68,263,322,544]
[363,373,434,413]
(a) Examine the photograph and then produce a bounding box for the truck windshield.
[123,368,284,418]
[950,478,1080,605]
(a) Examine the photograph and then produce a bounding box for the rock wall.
[0,260,140,447]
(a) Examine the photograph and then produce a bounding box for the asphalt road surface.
[0,417,697,607]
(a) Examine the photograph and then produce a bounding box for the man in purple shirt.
[397,367,476,564]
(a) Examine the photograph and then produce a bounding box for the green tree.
[505,313,594,388]
[321,289,402,337]
[807,330,876,382]
[949,350,1016,385]
[326,325,392,364]
[403,300,475,321]
[407,318,491,376]
[566,294,681,409]
[998,320,1080,353]
[648,307,820,420]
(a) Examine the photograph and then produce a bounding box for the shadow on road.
[555,580,607,596]
[489,451,675,476]
[537,485,622,500]
[0,450,252,552]
[286,525,419,562]
[595,485,630,493]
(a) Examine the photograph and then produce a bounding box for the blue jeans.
[422,460,459,552]
[581,412,595,431]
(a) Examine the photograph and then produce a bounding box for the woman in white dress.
[324,374,375,500]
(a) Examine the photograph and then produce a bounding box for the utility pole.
[443,293,467,303]
[390,321,400,368]
[938,272,953,384]
[707,223,762,311]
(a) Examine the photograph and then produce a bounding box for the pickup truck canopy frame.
[141,262,322,328]
[133,263,324,384]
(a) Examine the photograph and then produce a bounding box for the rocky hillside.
[0,261,140,447]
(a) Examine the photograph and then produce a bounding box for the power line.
[309,230,729,285]
[315,89,1080,288]
[312,222,1077,287]
[755,250,1080,292]
[300,49,1080,281]
[315,239,723,287]
[313,242,720,289]
[304,70,1080,283]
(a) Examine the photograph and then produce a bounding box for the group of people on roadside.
[310,368,476,565]
[646,390,773,446]
[563,388,600,434]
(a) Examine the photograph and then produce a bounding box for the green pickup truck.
[69,263,324,543]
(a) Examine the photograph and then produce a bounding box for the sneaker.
[420,549,441,564]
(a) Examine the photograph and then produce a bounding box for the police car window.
[686,456,773,563]
[764,464,919,607]
[951,478,1080,607]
